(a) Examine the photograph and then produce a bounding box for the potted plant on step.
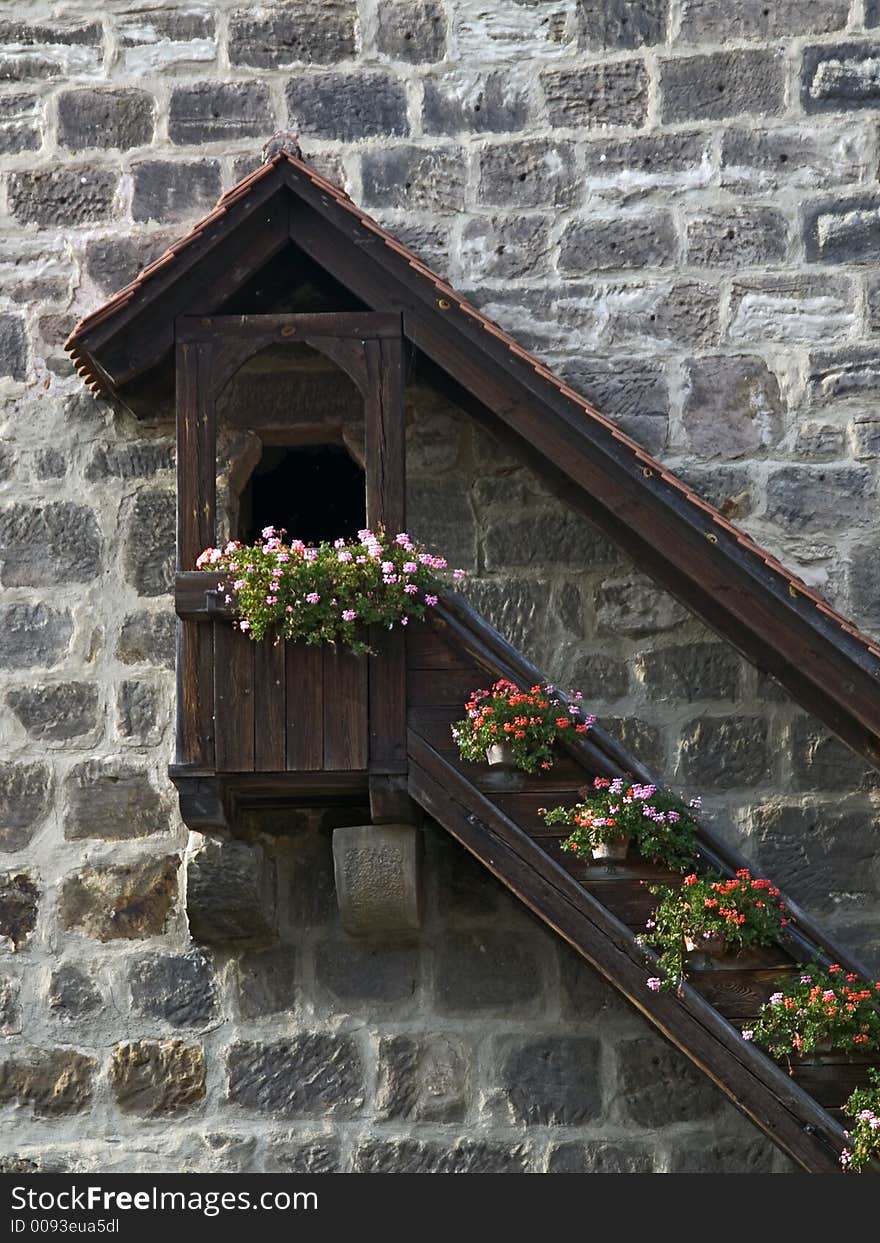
[841,1070,880,1172]
[640,869,790,992]
[539,776,700,868]
[745,963,880,1058]
[197,527,465,653]
[452,680,595,774]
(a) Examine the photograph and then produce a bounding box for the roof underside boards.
[65,152,880,769]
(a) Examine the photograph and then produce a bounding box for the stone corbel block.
[185,837,276,944]
[332,824,423,936]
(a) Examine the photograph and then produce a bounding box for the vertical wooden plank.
[175,337,217,769]
[285,642,324,770]
[254,635,286,771]
[323,646,369,770]
[364,333,408,779]
[214,623,255,771]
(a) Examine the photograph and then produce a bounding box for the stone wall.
[1,0,879,1172]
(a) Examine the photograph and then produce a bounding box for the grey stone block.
[559,212,677,273]
[376,1034,469,1122]
[477,138,577,208]
[483,510,613,571]
[116,612,176,669]
[0,93,39,154]
[264,1138,342,1173]
[168,82,273,144]
[809,347,880,405]
[0,873,38,947]
[7,168,116,226]
[616,1036,724,1125]
[666,1137,777,1174]
[720,125,869,193]
[459,578,548,652]
[557,650,630,702]
[227,1036,364,1117]
[64,760,164,841]
[332,824,422,935]
[685,206,788,267]
[548,1140,655,1173]
[129,950,217,1028]
[355,1139,529,1173]
[407,477,476,570]
[728,273,856,344]
[86,441,174,481]
[677,715,770,788]
[0,761,51,852]
[361,145,465,212]
[560,357,669,455]
[498,1036,603,1125]
[435,931,542,1012]
[0,503,101,587]
[229,3,355,67]
[789,716,878,792]
[636,643,741,702]
[48,966,101,1021]
[0,313,27,381]
[315,939,419,1004]
[0,1049,95,1118]
[122,490,175,596]
[460,215,550,282]
[765,464,873,534]
[0,604,73,670]
[84,236,170,297]
[577,0,668,49]
[541,61,648,129]
[287,72,408,141]
[804,193,880,264]
[747,803,880,914]
[116,681,162,744]
[660,49,785,123]
[110,1041,205,1116]
[681,354,783,459]
[423,69,528,134]
[802,43,880,113]
[679,0,846,41]
[186,839,276,944]
[376,1,446,62]
[7,684,97,742]
[605,279,721,350]
[233,946,296,1018]
[0,977,20,1033]
[596,575,688,638]
[131,160,221,224]
[583,129,713,200]
[433,831,502,918]
[59,856,179,942]
[57,88,154,150]
[601,717,666,772]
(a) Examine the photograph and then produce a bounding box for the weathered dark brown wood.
[691,966,800,1019]
[407,730,848,1173]
[285,642,324,770]
[323,646,369,770]
[254,636,286,771]
[214,624,255,772]
[406,624,480,671]
[177,312,402,342]
[175,339,217,768]
[407,666,492,707]
[789,1056,877,1110]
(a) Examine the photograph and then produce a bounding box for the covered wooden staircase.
[404,595,878,1175]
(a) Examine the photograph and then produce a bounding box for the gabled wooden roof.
[65,149,880,769]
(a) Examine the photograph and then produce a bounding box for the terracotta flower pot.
[684,932,728,956]
[591,835,630,862]
[485,742,516,770]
